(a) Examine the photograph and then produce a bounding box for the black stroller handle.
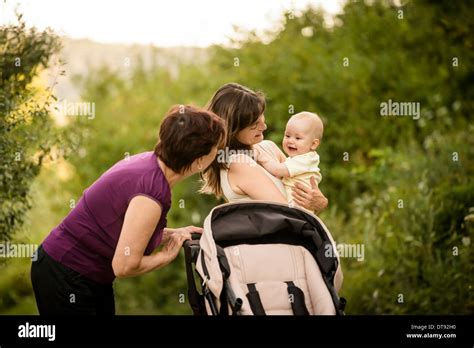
[182,233,201,250]
[183,234,206,315]
[182,233,201,253]
[191,232,202,240]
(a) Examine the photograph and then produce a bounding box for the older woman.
[31,105,225,315]
[202,83,328,212]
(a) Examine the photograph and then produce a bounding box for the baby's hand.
[255,150,272,164]
[252,147,260,161]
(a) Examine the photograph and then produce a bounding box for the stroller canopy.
[191,202,345,315]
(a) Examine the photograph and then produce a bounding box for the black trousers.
[31,245,115,315]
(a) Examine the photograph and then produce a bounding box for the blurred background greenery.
[1,0,473,314]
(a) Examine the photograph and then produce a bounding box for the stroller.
[183,201,346,315]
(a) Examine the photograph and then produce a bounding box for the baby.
[257,111,324,209]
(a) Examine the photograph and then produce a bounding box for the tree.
[0,14,73,241]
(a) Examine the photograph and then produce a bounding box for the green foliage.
[0,14,77,241]
[328,131,473,314]
[1,0,472,314]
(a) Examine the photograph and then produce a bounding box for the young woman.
[31,105,225,315]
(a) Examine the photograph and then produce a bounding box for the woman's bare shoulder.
[228,153,257,170]
[227,155,259,195]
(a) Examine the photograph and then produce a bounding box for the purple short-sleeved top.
[42,151,171,284]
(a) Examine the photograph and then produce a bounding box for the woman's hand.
[172,225,203,238]
[292,176,328,214]
[163,225,203,244]
[161,232,192,264]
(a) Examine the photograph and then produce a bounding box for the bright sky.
[1,0,343,47]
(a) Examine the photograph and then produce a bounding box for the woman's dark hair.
[201,83,266,197]
[155,105,225,174]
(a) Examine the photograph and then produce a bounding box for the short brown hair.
[154,105,225,174]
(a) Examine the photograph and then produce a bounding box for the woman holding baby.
[201,82,328,213]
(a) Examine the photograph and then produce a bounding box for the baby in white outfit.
[257,111,324,209]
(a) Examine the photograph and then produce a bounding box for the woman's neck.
[157,158,184,188]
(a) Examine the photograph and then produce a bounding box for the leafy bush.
[0,14,78,241]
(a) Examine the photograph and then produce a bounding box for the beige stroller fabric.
[196,201,343,315]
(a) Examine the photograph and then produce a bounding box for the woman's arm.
[228,154,288,204]
[112,196,189,278]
